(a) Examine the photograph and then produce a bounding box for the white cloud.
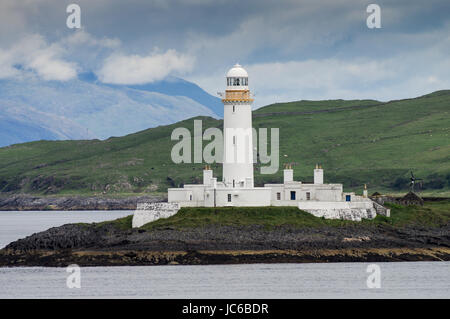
[97,49,195,84]
[248,54,450,106]
[63,29,121,49]
[0,49,19,78]
[0,0,449,103]
[0,34,77,81]
[191,45,450,108]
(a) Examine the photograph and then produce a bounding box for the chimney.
[283,164,293,183]
[363,184,368,198]
[314,164,323,184]
[203,165,213,186]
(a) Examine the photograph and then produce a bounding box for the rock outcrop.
[0,194,166,211]
[1,217,449,266]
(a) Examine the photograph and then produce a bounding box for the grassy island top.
[100,200,450,231]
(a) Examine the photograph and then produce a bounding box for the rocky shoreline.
[2,247,449,266]
[0,194,166,211]
[1,219,449,266]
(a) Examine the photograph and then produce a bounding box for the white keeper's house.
[165,64,388,221]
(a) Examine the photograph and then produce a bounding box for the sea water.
[0,211,449,298]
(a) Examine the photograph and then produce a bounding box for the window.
[290,191,296,200]
[233,105,235,113]
[306,192,310,200]
[233,135,236,145]
[277,192,281,200]
[346,195,351,202]
[228,194,232,202]
[233,179,235,188]
[229,77,247,86]
[189,194,192,201]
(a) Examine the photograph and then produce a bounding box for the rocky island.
[1,201,449,266]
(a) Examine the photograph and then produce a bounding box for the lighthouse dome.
[226,63,249,89]
[226,63,248,77]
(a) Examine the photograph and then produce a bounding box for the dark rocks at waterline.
[0,195,166,211]
[5,222,450,252]
[1,219,450,266]
[2,247,449,267]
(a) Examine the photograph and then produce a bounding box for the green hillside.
[0,90,449,196]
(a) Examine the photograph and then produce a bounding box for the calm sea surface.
[0,211,449,298]
[0,210,133,249]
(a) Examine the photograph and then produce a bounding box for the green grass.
[253,99,380,114]
[80,214,134,230]
[103,200,450,231]
[141,206,354,230]
[0,90,449,195]
[372,200,450,227]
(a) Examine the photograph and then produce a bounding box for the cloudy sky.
[1,0,449,107]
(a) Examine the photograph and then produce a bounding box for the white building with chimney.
[133,64,389,227]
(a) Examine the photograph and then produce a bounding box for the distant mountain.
[79,72,224,117]
[0,117,61,147]
[111,76,223,118]
[0,74,222,147]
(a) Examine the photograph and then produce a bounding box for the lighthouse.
[221,64,254,188]
[164,63,378,220]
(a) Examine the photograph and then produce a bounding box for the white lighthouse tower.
[164,63,380,221]
[221,64,254,188]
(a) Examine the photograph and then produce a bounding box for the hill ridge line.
[253,91,450,118]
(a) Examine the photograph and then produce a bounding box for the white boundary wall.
[298,201,377,221]
[132,202,180,228]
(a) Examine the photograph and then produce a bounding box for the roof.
[226,63,248,77]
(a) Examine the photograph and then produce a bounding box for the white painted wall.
[215,188,272,206]
[283,169,293,183]
[132,202,180,228]
[203,169,213,186]
[314,168,323,184]
[169,186,272,207]
[264,182,343,202]
[222,103,254,188]
[299,201,373,210]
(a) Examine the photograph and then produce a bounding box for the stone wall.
[372,201,391,217]
[298,201,377,221]
[302,208,377,221]
[132,202,180,228]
